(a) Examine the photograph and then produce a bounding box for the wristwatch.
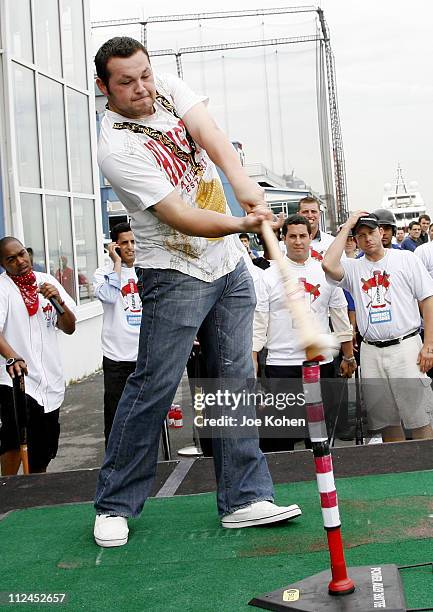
[5,357,24,367]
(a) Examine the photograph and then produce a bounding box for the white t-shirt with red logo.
[329,249,433,341]
[415,242,433,278]
[98,73,244,283]
[93,264,142,362]
[310,230,335,262]
[0,272,77,413]
[256,257,347,365]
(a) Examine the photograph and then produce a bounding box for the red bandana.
[9,270,39,316]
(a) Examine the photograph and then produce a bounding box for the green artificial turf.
[2,470,433,611]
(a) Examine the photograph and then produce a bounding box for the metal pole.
[175,54,184,79]
[161,418,172,461]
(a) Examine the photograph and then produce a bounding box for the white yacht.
[381,164,426,229]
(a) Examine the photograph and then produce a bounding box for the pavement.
[48,369,198,473]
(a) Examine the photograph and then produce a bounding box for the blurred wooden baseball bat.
[12,375,29,475]
[260,220,336,362]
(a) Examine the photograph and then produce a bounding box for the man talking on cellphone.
[93,222,142,447]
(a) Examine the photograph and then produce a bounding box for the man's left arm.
[330,306,357,378]
[182,102,266,213]
[418,295,433,373]
[39,282,76,335]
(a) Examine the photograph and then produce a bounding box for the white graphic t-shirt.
[98,73,244,282]
[93,265,142,362]
[0,272,77,413]
[256,257,347,365]
[310,230,334,262]
[329,249,433,341]
[415,242,433,278]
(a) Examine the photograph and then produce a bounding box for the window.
[39,75,69,190]
[21,193,46,272]
[10,0,33,63]
[6,0,100,311]
[46,195,76,301]
[60,0,87,89]
[67,88,93,193]
[33,0,62,77]
[73,198,97,303]
[12,64,40,187]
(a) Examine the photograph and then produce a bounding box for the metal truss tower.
[317,8,348,225]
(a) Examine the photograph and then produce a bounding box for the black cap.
[353,214,379,234]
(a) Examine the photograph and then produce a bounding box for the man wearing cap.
[322,211,433,443]
[372,209,400,250]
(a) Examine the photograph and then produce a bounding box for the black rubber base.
[249,564,406,611]
[2,440,433,516]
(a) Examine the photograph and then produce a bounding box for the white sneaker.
[367,436,383,445]
[221,501,302,529]
[94,515,129,547]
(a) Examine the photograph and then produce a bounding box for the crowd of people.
[1,35,433,550]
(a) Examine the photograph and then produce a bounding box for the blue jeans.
[94,259,274,517]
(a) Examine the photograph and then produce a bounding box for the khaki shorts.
[360,334,432,431]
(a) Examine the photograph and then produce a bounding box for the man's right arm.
[93,269,121,305]
[102,152,277,238]
[322,210,368,281]
[152,190,274,238]
[0,333,27,378]
[252,274,270,375]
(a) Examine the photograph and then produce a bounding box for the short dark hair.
[408,220,421,230]
[239,233,250,241]
[0,236,22,260]
[282,214,312,236]
[95,37,150,89]
[419,214,431,223]
[111,222,132,242]
[297,196,320,212]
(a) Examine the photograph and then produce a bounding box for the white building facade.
[0,0,104,382]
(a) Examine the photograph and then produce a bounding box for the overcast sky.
[90,0,433,216]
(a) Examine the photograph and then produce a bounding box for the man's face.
[240,237,250,250]
[0,241,32,276]
[354,226,384,257]
[409,223,421,240]
[396,228,405,243]
[116,231,135,266]
[420,218,430,232]
[345,235,356,255]
[380,225,394,248]
[97,51,156,119]
[284,224,311,262]
[298,201,320,235]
